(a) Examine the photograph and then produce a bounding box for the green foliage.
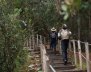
[28,0,63,35]
[0,0,30,72]
[0,0,91,71]
[14,49,28,72]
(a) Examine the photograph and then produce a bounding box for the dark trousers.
[61,39,69,61]
[50,42,56,49]
[50,38,56,50]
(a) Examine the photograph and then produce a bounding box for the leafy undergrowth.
[18,53,42,72]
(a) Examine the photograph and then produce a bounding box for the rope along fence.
[69,40,91,72]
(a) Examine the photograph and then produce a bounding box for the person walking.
[49,27,58,54]
[58,24,72,65]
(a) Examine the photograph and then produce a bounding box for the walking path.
[46,49,86,72]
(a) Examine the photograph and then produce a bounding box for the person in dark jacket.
[49,27,58,54]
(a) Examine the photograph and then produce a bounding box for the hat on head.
[51,27,56,31]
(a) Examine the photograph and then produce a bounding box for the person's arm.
[58,30,61,40]
[69,31,72,35]
[69,31,72,40]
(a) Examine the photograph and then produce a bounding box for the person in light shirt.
[58,24,72,65]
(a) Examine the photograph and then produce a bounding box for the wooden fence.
[24,34,91,72]
[69,40,91,72]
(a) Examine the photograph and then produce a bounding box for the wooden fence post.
[44,37,45,44]
[29,36,31,49]
[40,44,49,72]
[40,44,43,71]
[37,34,39,47]
[73,40,77,65]
[78,40,82,69]
[85,42,90,72]
[40,35,42,44]
[43,45,47,72]
[69,41,72,51]
[58,40,62,54]
[32,34,35,50]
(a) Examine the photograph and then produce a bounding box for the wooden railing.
[24,34,56,72]
[69,40,91,72]
[24,34,91,72]
[39,35,56,72]
[40,44,49,72]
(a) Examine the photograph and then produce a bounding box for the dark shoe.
[64,60,67,65]
[54,50,56,54]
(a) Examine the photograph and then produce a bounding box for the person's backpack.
[59,29,71,39]
[51,32,57,38]
[61,30,68,37]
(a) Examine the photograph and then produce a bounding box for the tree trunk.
[55,0,61,14]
